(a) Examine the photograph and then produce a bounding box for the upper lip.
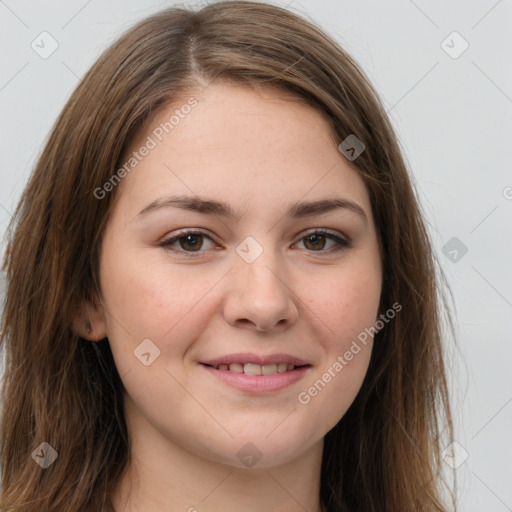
[200,353,310,366]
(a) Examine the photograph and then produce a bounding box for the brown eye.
[303,233,328,251]
[296,230,351,253]
[176,233,204,251]
[159,231,216,255]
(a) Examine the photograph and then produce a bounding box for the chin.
[198,429,318,470]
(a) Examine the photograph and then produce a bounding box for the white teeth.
[277,363,288,373]
[261,364,277,375]
[243,363,261,375]
[213,362,297,374]
[228,363,243,373]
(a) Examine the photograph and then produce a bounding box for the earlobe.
[71,299,107,342]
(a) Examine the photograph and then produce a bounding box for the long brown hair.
[0,1,457,510]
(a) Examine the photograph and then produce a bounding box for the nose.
[222,251,300,333]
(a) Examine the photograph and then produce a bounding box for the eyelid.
[298,227,350,244]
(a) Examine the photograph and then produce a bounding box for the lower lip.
[200,364,310,393]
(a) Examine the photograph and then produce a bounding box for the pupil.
[306,234,325,250]
[182,234,202,251]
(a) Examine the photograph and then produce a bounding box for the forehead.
[113,82,372,221]
[130,81,338,151]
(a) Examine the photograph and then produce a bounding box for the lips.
[201,362,310,393]
[199,353,310,377]
[199,352,311,392]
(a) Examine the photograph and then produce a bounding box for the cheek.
[100,244,208,330]
[294,258,380,419]
[98,246,220,375]
[304,259,382,347]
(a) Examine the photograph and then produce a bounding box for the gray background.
[1,0,511,509]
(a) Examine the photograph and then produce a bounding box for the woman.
[0,1,456,510]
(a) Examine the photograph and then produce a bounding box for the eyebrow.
[136,194,368,225]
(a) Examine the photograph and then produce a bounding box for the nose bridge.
[236,236,286,296]
[223,235,299,331]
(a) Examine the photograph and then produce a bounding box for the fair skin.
[75,82,382,512]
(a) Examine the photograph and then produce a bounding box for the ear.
[71,298,108,342]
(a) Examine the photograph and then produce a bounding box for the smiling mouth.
[201,362,310,375]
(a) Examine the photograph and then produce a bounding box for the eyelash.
[158,229,352,258]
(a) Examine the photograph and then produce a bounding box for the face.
[92,82,382,468]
